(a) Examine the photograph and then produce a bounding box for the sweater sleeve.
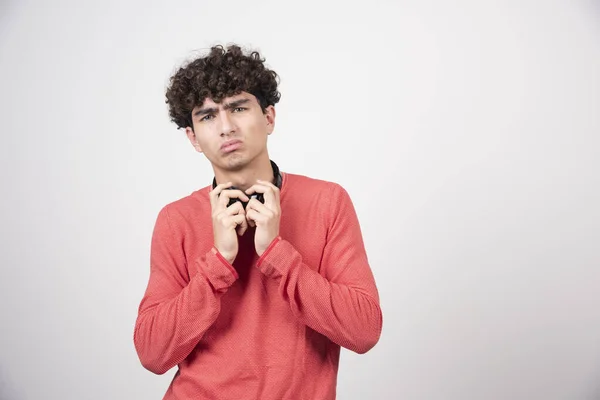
[256,184,383,354]
[133,206,238,374]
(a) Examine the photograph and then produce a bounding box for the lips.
[221,140,242,153]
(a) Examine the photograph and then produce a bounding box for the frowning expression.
[185,92,276,171]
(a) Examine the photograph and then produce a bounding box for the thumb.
[237,215,248,236]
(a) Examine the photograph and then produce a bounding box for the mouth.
[221,140,242,153]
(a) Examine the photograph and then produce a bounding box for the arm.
[256,184,383,354]
[133,206,238,374]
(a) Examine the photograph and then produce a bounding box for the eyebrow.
[193,98,251,118]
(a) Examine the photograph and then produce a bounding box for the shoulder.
[155,185,211,224]
[281,172,353,218]
[282,172,348,198]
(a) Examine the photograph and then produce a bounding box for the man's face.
[185,92,276,171]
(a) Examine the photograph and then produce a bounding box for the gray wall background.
[1,0,599,399]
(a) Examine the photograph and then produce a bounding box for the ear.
[185,127,203,153]
[264,105,276,136]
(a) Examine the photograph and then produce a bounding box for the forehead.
[195,91,256,110]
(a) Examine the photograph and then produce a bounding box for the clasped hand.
[210,180,281,263]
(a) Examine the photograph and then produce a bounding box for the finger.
[246,198,271,215]
[257,179,280,203]
[244,205,256,227]
[209,181,233,209]
[223,200,245,216]
[218,189,250,209]
[228,214,247,236]
[233,214,248,236]
[215,202,244,229]
[246,183,278,210]
[257,179,280,195]
[244,183,271,200]
[246,208,267,226]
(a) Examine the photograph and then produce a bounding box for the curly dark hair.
[165,44,281,130]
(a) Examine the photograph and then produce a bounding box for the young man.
[134,44,383,400]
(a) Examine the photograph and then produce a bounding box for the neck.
[213,154,274,192]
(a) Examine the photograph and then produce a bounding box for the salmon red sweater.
[134,171,383,400]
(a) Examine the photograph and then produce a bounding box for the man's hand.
[245,179,281,257]
[209,182,250,264]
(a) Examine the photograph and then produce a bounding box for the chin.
[222,153,248,170]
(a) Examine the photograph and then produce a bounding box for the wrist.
[258,236,281,260]
[214,247,235,265]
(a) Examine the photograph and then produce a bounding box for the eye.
[200,114,214,122]
[232,107,246,113]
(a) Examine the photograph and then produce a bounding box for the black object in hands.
[211,160,281,209]
[225,186,264,209]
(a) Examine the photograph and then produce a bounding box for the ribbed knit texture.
[134,172,382,400]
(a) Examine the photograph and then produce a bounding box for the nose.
[219,110,235,136]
